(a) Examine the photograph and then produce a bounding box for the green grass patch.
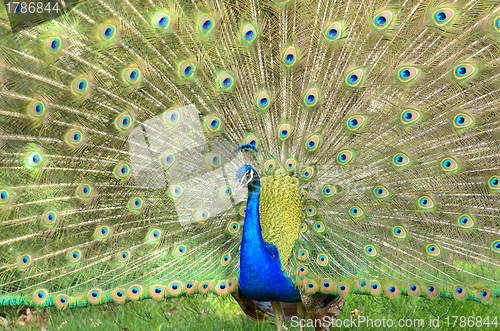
[1,293,499,330]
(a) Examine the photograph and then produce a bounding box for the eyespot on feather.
[122,66,140,84]
[65,128,85,147]
[154,13,170,30]
[491,240,500,253]
[71,77,89,94]
[424,284,439,298]
[33,289,48,305]
[175,244,187,256]
[337,283,350,296]
[206,153,222,167]
[114,162,131,179]
[148,229,161,242]
[255,90,272,110]
[384,285,400,299]
[76,183,92,199]
[453,113,474,129]
[170,185,183,198]
[115,112,133,130]
[398,66,419,82]
[317,254,328,266]
[349,206,364,218]
[489,176,500,190]
[128,197,144,211]
[118,250,131,263]
[400,109,421,125]
[305,205,317,217]
[345,69,363,87]
[304,88,319,107]
[242,23,257,43]
[179,61,196,78]
[184,281,198,294]
[216,281,230,295]
[87,289,103,304]
[457,214,474,229]
[313,221,326,234]
[285,158,297,171]
[426,244,441,257]
[199,14,215,34]
[320,279,334,293]
[296,265,308,276]
[68,249,81,263]
[160,151,175,168]
[27,151,43,168]
[0,188,11,205]
[337,150,355,165]
[418,196,435,209]
[298,249,309,260]
[305,134,320,151]
[264,159,276,173]
[17,254,31,269]
[98,23,116,41]
[195,210,210,222]
[304,280,318,294]
[454,63,476,80]
[283,46,297,67]
[440,157,459,172]
[94,225,111,240]
[55,294,71,309]
[44,36,62,54]
[477,289,493,303]
[324,21,342,41]
[221,253,231,266]
[453,285,467,300]
[111,289,127,304]
[369,281,381,295]
[373,11,393,29]
[227,221,240,234]
[164,109,181,127]
[299,223,308,233]
[322,185,336,198]
[42,210,58,226]
[168,282,183,296]
[218,73,234,90]
[408,283,421,297]
[200,281,214,294]
[278,123,292,140]
[392,153,411,167]
[127,285,142,300]
[346,115,366,131]
[433,8,455,26]
[28,100,47,119]
[392,226,407,239]
[150,285,165,300]
[373,185,390,199]
[364,244,377,257]
[301,167,314,180]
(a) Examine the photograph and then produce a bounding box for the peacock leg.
[271,301,287,331]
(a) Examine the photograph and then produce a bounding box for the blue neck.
[238,178,300,302]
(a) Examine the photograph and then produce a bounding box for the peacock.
[1,0,500,330]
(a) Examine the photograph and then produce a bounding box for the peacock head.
[235,165,260,194]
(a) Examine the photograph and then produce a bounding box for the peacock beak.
[233,181,245,195]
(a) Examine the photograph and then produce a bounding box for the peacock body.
[1,0,500,328]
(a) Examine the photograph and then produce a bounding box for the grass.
[1,293,499,330]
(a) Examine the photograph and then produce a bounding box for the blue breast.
[238,187,300,302]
